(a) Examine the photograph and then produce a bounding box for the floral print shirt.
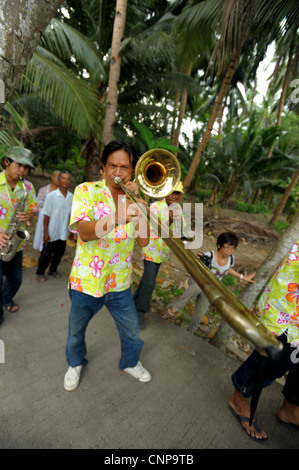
[258,240,299,346]
[69,179,136,298]
[142,199,184,264]
[0,171,38,251]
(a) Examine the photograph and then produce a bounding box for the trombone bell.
[135,149,181,198]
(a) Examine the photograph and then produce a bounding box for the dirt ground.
[23,174,282,362]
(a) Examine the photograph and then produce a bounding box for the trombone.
[115,149,282,358]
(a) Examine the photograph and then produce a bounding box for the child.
[166,232,256,333]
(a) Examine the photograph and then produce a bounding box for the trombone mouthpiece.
[114,177,122,184]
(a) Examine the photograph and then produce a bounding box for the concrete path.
[0,262,298,450]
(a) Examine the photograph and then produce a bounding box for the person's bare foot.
[277,399,299,429]
[229,390,268,441]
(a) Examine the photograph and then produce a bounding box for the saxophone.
[0,178,30,262]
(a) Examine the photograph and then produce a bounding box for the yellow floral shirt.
[0,171,38,251]
[142,199,184,264]
[69,179,136,297]
[258,240,299,346]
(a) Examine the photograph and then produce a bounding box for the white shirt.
[42,188,73,241]
[206,250,235,280]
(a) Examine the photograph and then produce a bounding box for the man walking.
[36,171,73,281]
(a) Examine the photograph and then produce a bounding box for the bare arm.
[43,215,51,246]
[229,267,256,283]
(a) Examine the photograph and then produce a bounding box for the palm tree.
[19,17,105,179]
[180,0,299,191]
[180,0,252,190]
[15,1,197,178]
[267,38,298,224]
[101,0,128,149]
[0,0,64,109]
[270,166,299,225]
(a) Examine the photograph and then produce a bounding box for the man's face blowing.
[103,150,134,189]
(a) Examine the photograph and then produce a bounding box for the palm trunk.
[183,44,243,191]
[101,0,127,149]
[219,173,239,207]
[266,40,294,160]
[172,66,192,151]
[270,166,299,225]
[85,137,100,182]
[171,89,180,139]
[218,103,223,136]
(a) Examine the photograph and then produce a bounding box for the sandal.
[229,404,268,443]
[165,307,181,319]
[48,271,62,278]
[37,275,47,282]
[5,302,19,313]
[277,417,299,430]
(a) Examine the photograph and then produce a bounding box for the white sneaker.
[123,361,151,383]
[64,365,83,391]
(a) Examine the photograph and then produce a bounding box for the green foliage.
[0,145,10,163]
[222,274,242,297]
[154,284,183,305]
[132,120,180,152]
[54,159,85,182]
[221,274,236,287]
[234,200,270,215]
[273,220,289,234]
[193,188,212,203]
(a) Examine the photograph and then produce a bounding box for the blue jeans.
[232,334,299,405]
[133,260,161,320]
[66,288,144,370]
[0,250,23,319]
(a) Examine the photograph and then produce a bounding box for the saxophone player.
[0,147,38,324]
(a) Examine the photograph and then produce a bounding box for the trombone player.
[64,140,151,391]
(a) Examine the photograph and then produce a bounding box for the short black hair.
[217,232,239,249]
[1,157,12,169]
[58,170,71,179]
[101,140,138,169]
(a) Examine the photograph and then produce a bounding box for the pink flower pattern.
[109,252,120,265]
[277,311,292,325]
[74,213,92,222]
[94,202,111,220]
[0,205,8,220]
[73,255,81,268]
[287,243,299,265]
[126,253,133,268]
[89,256,104,279]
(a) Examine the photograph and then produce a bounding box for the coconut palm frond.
[0,128,21,146]
[121,31,176,70]
[120,71,201,102]
[22,46,103,139]
[41,18,106,83]
[176,0,219,32]
[3,99,28,131]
